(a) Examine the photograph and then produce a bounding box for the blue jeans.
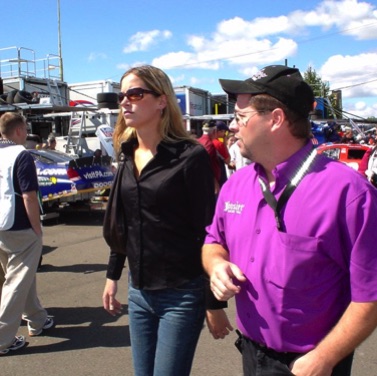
[128,275,205,376]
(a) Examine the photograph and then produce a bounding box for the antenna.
[57,0,64,81]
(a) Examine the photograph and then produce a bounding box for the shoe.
[0,336,26,355]
[28,316,54,337]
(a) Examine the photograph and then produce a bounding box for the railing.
[0,46,62,80]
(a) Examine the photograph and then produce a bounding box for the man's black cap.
[219,65,315,118]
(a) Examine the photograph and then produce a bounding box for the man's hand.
[289,351,333,376]
[290,301,377,376]
[210,261,246,301]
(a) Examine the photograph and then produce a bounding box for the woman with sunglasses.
[102,65,217,376]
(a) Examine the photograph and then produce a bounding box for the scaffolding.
[0,46,62,80]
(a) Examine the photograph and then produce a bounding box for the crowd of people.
[1,63,377,376]
[314,121,377,146]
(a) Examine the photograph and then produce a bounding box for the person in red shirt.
[213,121,231,187]
[198,120,221,193]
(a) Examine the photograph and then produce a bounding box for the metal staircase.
[46,79,64,106]
[64,112,91,156]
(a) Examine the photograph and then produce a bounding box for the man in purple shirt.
[202,65,377,376]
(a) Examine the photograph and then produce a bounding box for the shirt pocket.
[265,232,330,290]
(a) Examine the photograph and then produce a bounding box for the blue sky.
[1,0,377,118]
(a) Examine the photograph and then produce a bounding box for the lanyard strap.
[258,148,317,232]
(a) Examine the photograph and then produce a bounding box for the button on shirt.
[107,138,215,290]
[205,141,377,353]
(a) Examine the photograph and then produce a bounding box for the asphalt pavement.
[2,210,377,376]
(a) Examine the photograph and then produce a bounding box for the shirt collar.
[255,141,314,189]
[120,137,187,159]
[0,139,17,145]
[0,139,17,148]
[120,138,138,159]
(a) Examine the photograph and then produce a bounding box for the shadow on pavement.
[41,245,57,256]
[42,210,105,228]
[16,306,130,355]
[38,263,107,274]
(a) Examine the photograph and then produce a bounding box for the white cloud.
[168,74,185,85]
[116,0,377,118]
[190,77,201,86]
[343,100,377,118]
[88,52,107,62]
[216,15,296,39]
[189,76,217,88]
[154,31,298,72]
[320,53,377,98]
[152,51,195,69]
[116,61,149,72]
[123,30,172,53]
[152,51,220,70]
[311,0,377,39]
[116,63,132,71]
[148,0,376,75]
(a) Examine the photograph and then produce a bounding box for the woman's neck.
[136,131,162,154]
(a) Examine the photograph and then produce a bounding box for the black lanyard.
[258,148,317,232]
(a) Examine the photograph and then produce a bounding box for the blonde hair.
[113,65,195,153]
[0,112,26,137]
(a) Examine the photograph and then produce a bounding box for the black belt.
[236,330,301,361]
[235,330,354,375]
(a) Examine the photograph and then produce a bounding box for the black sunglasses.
[118,87,159,103]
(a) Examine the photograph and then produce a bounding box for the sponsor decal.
[224,201,245,214]
[37,168,67,176]
[83,170,114,179]
[93,182,112,189]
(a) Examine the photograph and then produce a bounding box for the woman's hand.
[102,279,123,316]
[206,309,233,339]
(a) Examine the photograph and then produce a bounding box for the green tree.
[303,66,330,98]
[303,66,342,119]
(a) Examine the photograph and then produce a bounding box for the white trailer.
[174,86,211,132]
[68,80,120,104]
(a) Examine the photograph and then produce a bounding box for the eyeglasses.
[233,109,270,127]
[118,87,160,103]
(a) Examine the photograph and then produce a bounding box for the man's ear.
[270,108,285,130]
[16,126,23,137]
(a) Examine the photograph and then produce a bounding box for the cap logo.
[252,68,267,81]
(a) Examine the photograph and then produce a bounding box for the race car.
[316,143,370,171]
[28,149,114,207]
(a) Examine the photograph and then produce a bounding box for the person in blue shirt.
[0,112,54,355]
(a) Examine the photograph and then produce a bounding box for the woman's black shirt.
[105,138,216,290]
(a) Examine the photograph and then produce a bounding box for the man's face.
[217,129,226,139]
[232,94,271,161]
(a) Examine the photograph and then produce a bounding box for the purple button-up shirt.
[205,142,377,353]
